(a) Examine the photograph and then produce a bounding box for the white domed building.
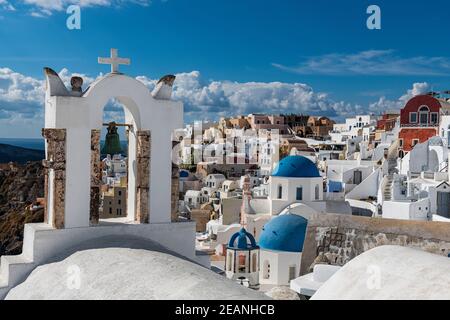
[225,228,260,288]
[258,212,308,286]
[269,155,324,215]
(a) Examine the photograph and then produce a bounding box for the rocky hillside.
[0,143,44,164]
[0,161,44,256]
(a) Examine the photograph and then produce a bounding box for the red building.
[376,112,399,131]
[398,95,444,154]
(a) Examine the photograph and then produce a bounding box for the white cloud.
[0,67,433,136]
[368,82,430,113]
[137,71,429,122]
[0,0,15,11]
[2,0,150,16]
[137,71,373,120]
[273,50,450,76]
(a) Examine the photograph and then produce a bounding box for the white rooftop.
[6,248,268,300]
[312,245,450,300]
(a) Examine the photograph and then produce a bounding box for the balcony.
[400,123,439,128]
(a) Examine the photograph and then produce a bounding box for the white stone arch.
[43,69,183,229]
[83,75,147,130]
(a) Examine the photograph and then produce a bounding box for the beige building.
[101,185,127,218]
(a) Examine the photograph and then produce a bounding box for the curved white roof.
[312,245,450,300]
[6,248,268,300]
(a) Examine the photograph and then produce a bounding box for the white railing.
[400,123,438,128]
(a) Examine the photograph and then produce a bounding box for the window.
[118,199,121,205]
[277,185,283,199]
[431,112,438,124]
[118,191,121,196]
[409,112,417,123]
[315,185,320,200]
[109,207,112,214]
[289,265,297,281]
[419,106,429,125]
[252,253,258,272]
[296,187,303,201]
[399,139,403,147]
[238,254,246,272]
[412,139,419,147]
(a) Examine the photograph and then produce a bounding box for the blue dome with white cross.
[272,155,320,178]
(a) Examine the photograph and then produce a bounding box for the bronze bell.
[101,122,123,156]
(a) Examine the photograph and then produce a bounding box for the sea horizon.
[0,138,128,152]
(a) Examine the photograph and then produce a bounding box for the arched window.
[238,254,246,273]
[419,105,429,125]
[252,253,258,272]
[315,184,320,200]
[277,185,282,199]
[296,187,303,201]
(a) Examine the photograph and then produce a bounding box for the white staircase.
[383,175,394,201]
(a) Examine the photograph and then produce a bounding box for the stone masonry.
[135,130,151,223]
[300,213,450,275]
[90,129,101,224]
[42,128,66,229]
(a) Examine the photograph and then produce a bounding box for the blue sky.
[1,0,450,137]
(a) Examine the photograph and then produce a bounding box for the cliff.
[0,161,44,255]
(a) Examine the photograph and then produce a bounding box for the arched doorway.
[93,99,134,223]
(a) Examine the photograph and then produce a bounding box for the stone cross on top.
[98,48,130,74]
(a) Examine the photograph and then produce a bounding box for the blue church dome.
[228,228,258,250]
[258,214,308,252]
[272,155,320,178]
[179,170,189,178]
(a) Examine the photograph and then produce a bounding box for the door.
[437,192,450,218]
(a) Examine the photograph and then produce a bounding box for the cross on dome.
[98,48,130,74]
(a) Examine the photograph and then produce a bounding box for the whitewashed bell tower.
[43,49,183,229]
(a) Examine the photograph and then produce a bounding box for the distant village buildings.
[176,91,450,296]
